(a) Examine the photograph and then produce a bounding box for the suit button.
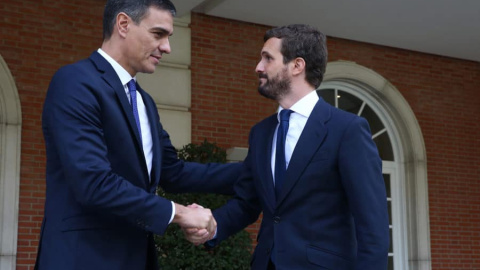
[265,248,271,255]
[273,216,280,224]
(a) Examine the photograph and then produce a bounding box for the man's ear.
[116,12,130,38]
[292,57,306,76]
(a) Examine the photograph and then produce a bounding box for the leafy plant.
[156,139,252,269]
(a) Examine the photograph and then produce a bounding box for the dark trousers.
[145,234,156,270]
[267,258,276,270]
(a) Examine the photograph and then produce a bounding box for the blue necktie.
[127,79,142,142]
[275,109,293,199]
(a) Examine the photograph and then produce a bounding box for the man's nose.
[160,38,171,54]
[255,61,264,73]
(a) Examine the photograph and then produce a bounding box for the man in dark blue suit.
[188,24,389,269]
[35,1,241,269]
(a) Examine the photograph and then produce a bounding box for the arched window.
[320,61,432,270]
[0,55,22,270]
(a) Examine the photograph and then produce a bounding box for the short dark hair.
[264,24,328,88]
[103,0,176,40]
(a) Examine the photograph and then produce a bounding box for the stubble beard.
[257,67,291,101]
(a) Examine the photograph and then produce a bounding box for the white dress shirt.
[271,90,319,183]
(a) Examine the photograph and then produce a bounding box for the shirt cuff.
[168,201,175,224]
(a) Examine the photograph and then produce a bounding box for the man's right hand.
[172,203,216,245]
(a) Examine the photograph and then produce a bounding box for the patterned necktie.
[127,79,142,142]
[275,109,293,199]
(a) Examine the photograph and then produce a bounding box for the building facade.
[0,1,479,270]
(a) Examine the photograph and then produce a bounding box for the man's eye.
[153,32,167,38]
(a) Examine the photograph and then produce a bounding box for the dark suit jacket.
[213,98,389,270]
[36,51,241,270]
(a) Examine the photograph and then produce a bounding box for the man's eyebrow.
[150,27,173,36]
[261,51,273,57]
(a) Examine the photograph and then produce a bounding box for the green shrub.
[156,139,252,269]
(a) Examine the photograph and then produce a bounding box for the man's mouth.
[150,55,161,64]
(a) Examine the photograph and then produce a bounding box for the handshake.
[172,203,216,246]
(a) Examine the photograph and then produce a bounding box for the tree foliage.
[156,139,252,269]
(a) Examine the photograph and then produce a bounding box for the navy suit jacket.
[213,98,389,270]
[36,51,241,270]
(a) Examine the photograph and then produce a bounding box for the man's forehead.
[261,38,282,55]
[141,6,174,33]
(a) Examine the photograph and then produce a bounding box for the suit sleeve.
[209,130,262,245]
[157,128,242,196]
[337,117,390,270]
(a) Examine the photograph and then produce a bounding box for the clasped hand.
[172,203,216,245]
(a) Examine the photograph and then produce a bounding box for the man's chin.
[258,87,275,101]
[141,66,156,74]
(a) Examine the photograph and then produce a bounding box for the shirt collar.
[97,48,136,86]
[277,90,319,119]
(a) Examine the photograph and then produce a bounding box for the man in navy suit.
[35,1,241,269]
[187,24,389,269]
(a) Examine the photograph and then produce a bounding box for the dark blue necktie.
[275,109,293,199]
[127,79,142,142]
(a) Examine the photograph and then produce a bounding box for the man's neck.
[278,82,315,109]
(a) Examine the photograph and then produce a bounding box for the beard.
[257,67,291,101]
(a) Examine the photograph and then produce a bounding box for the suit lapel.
[256,115,278,211]
[276,99,331,206]
[89,52,149,183]
[90,52,144,149]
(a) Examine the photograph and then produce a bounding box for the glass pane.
[374,132,394,161]
[317,89,335,105]
[383,174,391,198]
[337,90,363,114]
[387,200,392,225]
[360,105,383,135]
[389,228,393,253]
[388,256,394,270]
